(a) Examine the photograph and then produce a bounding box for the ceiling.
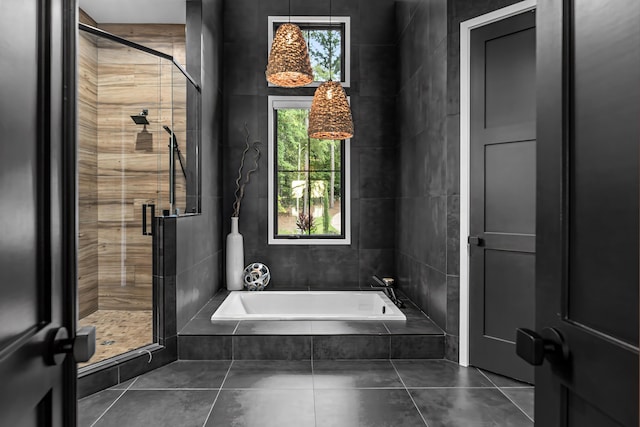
[79,0,186,24]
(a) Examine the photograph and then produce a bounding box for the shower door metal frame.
[76,23,199,385]
[79,23,201,217]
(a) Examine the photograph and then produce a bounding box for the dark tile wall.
[172,0,525,364]
[395,0,521,363]
[221,0,397,289]
[175,0,225,331]
[444,0,522,361]
[395,0,450,354]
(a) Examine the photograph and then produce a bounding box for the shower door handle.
[142,204,155,236]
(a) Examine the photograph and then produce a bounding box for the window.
[268,16,351,87]
[268,96,351,245]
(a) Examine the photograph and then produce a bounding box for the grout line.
[475,369,499,389]
[499,386,535,389]
[476,369,534,423]
[403,386,497,389]
[201,360,234,427]
[188,295,217,323]
[88,377,138,427]
[309,386,409,390]
[389,360,430,427]
[114,387,220,391]
[382,322,392,334]
[120,376,139,392]
[230,325,238,359]
[217,386,317,391]
[311,343,318,427]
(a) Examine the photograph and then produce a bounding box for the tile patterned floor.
[78,310,153,367]
[79,359,534,427]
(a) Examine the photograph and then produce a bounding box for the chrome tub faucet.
[371,275,405,308]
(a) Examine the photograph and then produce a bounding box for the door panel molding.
[0,0,78,425]
[534,0,639,424]
[459,0,537,367]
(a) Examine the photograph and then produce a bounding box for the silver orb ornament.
[243,263,270,291]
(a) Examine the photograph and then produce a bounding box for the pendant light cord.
[329,0,333,81]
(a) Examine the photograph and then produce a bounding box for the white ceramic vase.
[226,217,244,290]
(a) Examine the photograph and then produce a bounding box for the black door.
[469,11,536,383]
[0,0,77,425]
[523,0,639,425]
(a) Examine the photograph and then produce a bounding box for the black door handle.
[149,204,155,235]
[516,327,570,366]
[468,236,484,246]
[44,326,96,365]
[142,204,147,235]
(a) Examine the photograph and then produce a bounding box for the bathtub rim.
[210,290,407,321]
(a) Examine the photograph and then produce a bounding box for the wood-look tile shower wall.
[78,11,186,314]
[78,10,99,318]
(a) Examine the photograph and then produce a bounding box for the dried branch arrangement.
[232,124,262,217]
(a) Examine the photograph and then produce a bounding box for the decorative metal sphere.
[243,263,270,291]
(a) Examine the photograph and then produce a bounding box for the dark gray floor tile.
[223,360,313,389]
[392,360,493,387]
[502,388,535,421]
[480,369,534,388]
[130,360,230,389]
[311,320,389,335]
[384,318,444,334]
[235,320,312,335]
[178,335,232,360]
[313,335,390,359]
[390,335,445,358]
[94,390,216,427]
[180,318,238,335]
[315,389,427,427]
[78,390,122,427]
[205,389,315,427]
[410,388,533,427]
[233,335,312,360]
[313,360,404,389]
[108,378,136,390]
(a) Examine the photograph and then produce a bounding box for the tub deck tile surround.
[178,290,446,360]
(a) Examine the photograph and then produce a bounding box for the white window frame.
[267,16,351,88]
[267,96,351,245]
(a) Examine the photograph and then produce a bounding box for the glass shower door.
[77,31,168,366]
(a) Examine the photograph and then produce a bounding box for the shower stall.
[77,22,200,367]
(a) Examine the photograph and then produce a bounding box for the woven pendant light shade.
[308,81,354,140]
[266,23,314,87]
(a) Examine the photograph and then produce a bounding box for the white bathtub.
[210,291,406,321]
